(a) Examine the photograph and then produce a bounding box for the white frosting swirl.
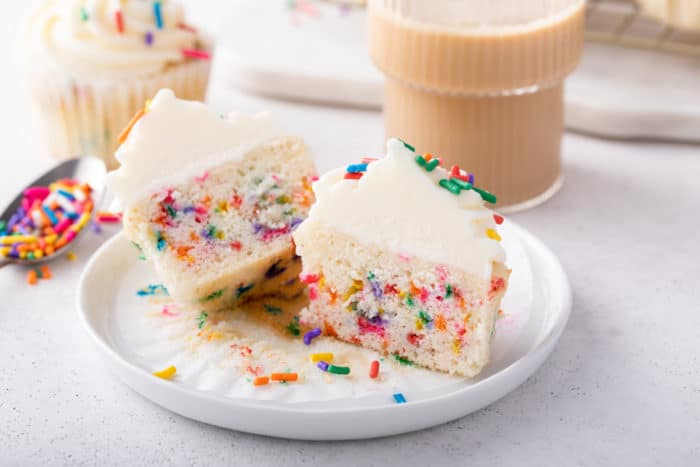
[295,139,506,278]
[23,0,205,81]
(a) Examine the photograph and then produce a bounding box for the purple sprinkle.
[16,207,25,218]
[145,31,154,45]
[370,281,383,299]
[253,223,265,234]
[317,361,329,372]
[468,173,475,184]
[16,225,29,235]
[7,213,19,230]
[90,221,102,234]
[303,327,322,345]
[290,218,303,230]
[8,250,19,259]
[183,206,196,214]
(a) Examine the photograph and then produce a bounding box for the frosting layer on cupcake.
[23,0,207,81]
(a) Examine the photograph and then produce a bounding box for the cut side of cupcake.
[108,89,317,312]
[292,138,509,377]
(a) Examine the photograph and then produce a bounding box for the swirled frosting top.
[22,0,207,81]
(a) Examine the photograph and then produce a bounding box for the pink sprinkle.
[436,265,448,281]
[161,305,178,317]
[64,230,77,243]
[54,217,73,235]
[419,287,430,303]
[309,286,318,301]
[398,253,412,262]
[299,273,320,284]
[271,174,280,182]
[358,317,385,337]
[181,48,211,60]
[194,171,209,183]
[311,175,319,182]
[25,187,50,201]
[96,214,121,224]
[194,205,208,215]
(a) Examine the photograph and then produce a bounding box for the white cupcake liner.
[25,59,210,169]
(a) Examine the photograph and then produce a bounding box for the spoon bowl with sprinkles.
[0,157,106,268]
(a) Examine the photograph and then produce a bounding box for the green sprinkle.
[328,365,351,375]
[264,304,282,315]
[419,310,433,324]
[450,177,472,190]
[286,316,300,336]
[445,284,453,299]
[197,311,208,329]
[276,195,291,204]
[206,224,217,237]
[80,7,89,21]
[35,268,42,279]
[0,220,6,232]
[27,252,35,260]
[138,255,147,261]
[414,155,426,167]
[401,140,415,152]
[472,186,497,204]
[236,283,255,298]
[166,205,177,218]
[346,301,358,312]
[439,179,462,195]
[425,159,440,172]
[393,354,414,366]
[367,271,375,280]
[406,295,414,307]
[200,289,224,302]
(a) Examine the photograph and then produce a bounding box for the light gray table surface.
[1,5,699,467]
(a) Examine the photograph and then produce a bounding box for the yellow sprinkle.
[0,247,10,256]
[45,234,58,245]
[486,228,502,242]
[66,252,77,261]
[73,212,91,230]
[19,251,27,259]
[415,319,423,330]
[33,249,44,259]
[153,366,177,380]
[215,230,225,240]
[0,235,37,245]
[452,340,462,355]
[310,352,334,362]
[208,331,224,341]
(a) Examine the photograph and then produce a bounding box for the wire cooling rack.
[586,0,700,56]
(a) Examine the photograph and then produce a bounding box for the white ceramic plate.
[78,220,570,440]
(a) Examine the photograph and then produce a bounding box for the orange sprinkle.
[324,320,338,337]
[253,376,270,386]
[423,153,433,161]
[40,266,52,279]
[27,270,38,286]
[45,245,55,256]
[270,373,298,382]
[118,108,145,144]
[435,314,447,331]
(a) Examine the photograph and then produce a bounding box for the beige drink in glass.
[368,0,585,210]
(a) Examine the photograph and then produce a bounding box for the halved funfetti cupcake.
[108,89,317,312]
[293,138,509,377]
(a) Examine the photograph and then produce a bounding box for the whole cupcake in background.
[20,0,211,169]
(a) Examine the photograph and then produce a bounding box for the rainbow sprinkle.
[0,179,94,261]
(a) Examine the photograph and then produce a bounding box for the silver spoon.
[0,157,107,268]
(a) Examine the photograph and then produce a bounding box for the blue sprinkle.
[393,393,407,404]
[42,206,58,225]
[57,189,75,201]
[153,2,163,29]
[346,163,368,173]
[156,231,166,251]
[317,361,329,372]
[66,212,80,220]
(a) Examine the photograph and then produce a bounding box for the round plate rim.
[77,220,571,437]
